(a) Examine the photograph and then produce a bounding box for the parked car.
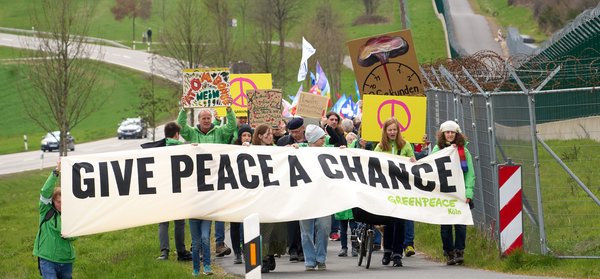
[117,118,148,139]
[41,131,75,152]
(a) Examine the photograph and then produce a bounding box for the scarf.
[457,145,468,172]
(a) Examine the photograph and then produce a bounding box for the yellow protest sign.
[361,95,427,144]
[215,74,273,117]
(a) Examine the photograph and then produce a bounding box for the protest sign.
[361,95,427,143]
[61,145,472,237]
[347,29,424,97]
[247,89,283,128]
[295,92,329,119]
[215,74,272,117]
[181,68,230,108]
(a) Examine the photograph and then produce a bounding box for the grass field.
[0,46,177,154]
[469,0,548,42]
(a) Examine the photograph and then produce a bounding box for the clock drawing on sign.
[357,36,422,96]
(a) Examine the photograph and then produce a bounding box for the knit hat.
[238,124,253,136]
[305,124,326,144]
[439,120,462,133]
[287,117,304,130]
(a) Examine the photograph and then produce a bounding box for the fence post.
[498,159,524,256]
[507,64,560,255]
[243,214,262,279]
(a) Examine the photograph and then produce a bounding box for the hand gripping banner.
[61,144,473,237]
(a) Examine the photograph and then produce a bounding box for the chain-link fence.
[423,71,600,258]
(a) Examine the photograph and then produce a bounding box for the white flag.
[297,37,316,82]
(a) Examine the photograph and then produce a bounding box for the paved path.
[216,235,557,278]
[446,0,503,55]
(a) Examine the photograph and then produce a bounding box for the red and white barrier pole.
[499,162,523,255]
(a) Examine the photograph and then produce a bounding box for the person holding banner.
[323,111,347,148]
[374,117,416,267]
[294,124,334,271]
[33,160,76,279]
[431,121,475,266]
[177,104,236,276]
[249,124,288,273]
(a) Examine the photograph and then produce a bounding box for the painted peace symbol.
[230,77,258,108]
[376,100,411,131]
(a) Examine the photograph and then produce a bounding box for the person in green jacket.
[33,160,76,278]
[430,120,475,266]
[373,117,416,268]
[177,105,237,145]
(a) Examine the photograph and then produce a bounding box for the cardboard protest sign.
[181,69,230,108]
[347,29,424,97]
[215,74,272,117]
[361,95,427,143]
[247,89,283,128]
[295,92,329,119]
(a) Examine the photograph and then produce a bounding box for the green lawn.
[0,46,177,154]
[470,0,548,42]
[0,168,236,279]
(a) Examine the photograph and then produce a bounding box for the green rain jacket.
[177,108,236,144]
[431,142,475,199]
[33,172,76,263]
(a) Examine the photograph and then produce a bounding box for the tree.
[363,0,380,15]
[268,0,300,90]
[249,0,275,73]
[204,0,235,67]
[20,0,104,156]
[110,0,152,48]
[137,55,169,141]
[305,1,346,95]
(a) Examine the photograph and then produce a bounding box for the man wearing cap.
[276,117,306,146]
[276,117,307,262]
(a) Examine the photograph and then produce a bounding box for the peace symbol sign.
[376,99,411,131]
[230,77,258,108]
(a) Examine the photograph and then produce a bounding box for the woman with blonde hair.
[373,117,416,267]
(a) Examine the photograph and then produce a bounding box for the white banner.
[61,144,473,237]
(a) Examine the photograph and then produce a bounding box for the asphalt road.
[446,0,503,55]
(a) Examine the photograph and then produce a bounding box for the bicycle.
[351,222,375,269]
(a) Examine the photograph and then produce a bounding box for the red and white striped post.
[498,162,523,255]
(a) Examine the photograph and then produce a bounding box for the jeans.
[404,220,414,247]
[374,227,382,245]
[158,219,186,253]
[441,224,466,252]
[215,221,225,245]
[383,218,405,255]
[339,220,357,249]
[190,219,212,270]
[39,258,72,279]
[300,216,331,267]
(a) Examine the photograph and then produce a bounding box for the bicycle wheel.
[365,229,374,269]
[357,226,367,266]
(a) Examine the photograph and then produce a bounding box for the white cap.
[440,120,461,133]
[305,124,326,144]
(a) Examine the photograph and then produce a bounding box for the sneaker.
[156,249,168,260]
[177,250,192,261]
[261,260,270,273]
[316,262,327,271]
[444,250,456,265]
[351,247,358,257]
[203,265,213,275]
[289,251,299,261]
[305,265,316,271]
[215,243,231,257]
[234,253,243,264]
[298,252,305,262]
[382,252,391,265]
[454,249,464,265]
[404,245,415,257]
[329,232,340,241]
[192,269,199,276]
[338,248,348,257]
[392,254,403,267]
[267,255,276,271]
